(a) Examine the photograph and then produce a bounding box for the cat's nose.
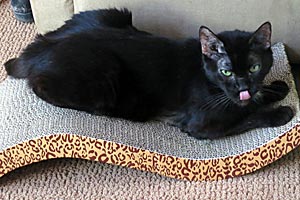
[236,78,249,91]
[238,85,249,92]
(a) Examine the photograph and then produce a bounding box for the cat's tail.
[4,57,30,78]
[4,34,53,79]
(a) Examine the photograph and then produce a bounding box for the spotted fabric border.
[0,124,299,181]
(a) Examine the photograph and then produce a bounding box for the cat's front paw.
[268,106,294,127]
[187,131,207,140]
[258,81,290,104]
[271,80,289,91]
[187,130,225,140]
[269,81,290,100]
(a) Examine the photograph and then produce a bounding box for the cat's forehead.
[217,30,252,53]
[217,30,255,68]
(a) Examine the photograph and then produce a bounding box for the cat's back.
[45,8,134,39]
[49,27,196,70]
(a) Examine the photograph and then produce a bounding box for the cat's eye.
[220,69,232,77]
[210,44,217,51]
[249,64,261,73]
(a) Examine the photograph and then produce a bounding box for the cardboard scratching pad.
[0,43,299,181]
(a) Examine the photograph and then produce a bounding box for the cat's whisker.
[220,99,233,112]
[218,98,229,112]
[252,91,264,104]
[222,98,232,112]
[220,97,232,108]
[207,95,230,111]
[252,96,261,104]
[199,93,226,110]
[202,94,227,109]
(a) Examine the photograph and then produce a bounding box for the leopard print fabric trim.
[1,125,299,181]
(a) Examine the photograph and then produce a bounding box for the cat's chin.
[227,94,251,107]
[229,96,251,107]
[237,99,251,107]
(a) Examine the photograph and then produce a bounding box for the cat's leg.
[222,81,292,137]
[183,105,294,140]
[30,73,119,115]
[186,129,226,140]
[31,75,73,108]
[225,105,294,136]
[28,53,122,115]
[254,81,290,105]
[179,112,231,140]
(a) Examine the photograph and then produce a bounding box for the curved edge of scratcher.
[1,124,299,181]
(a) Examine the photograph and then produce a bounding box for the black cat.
[4,9,294,139]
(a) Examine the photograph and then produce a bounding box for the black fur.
[4,9,294,139]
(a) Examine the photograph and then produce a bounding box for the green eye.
[249,64,261,73]
[220,69,232,77]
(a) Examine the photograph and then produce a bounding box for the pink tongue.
[239,90,251,101]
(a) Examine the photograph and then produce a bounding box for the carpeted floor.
[0,0,300,199]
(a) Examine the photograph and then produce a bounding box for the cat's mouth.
[233,90,252,106]
[239,90,251,101]
[238,89,260,107]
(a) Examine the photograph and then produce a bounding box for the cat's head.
[199,22,273,106]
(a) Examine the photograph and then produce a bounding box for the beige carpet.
[0,0,300,199]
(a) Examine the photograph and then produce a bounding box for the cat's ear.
[249,22,272,50]
[199,26,224,58]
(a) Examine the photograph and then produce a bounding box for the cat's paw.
[187,131,209,140]
[259,81,290,104]
[269,106,294,127]
[271,80,289,90]
[187,130,225,140]
[269,81,290,100]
